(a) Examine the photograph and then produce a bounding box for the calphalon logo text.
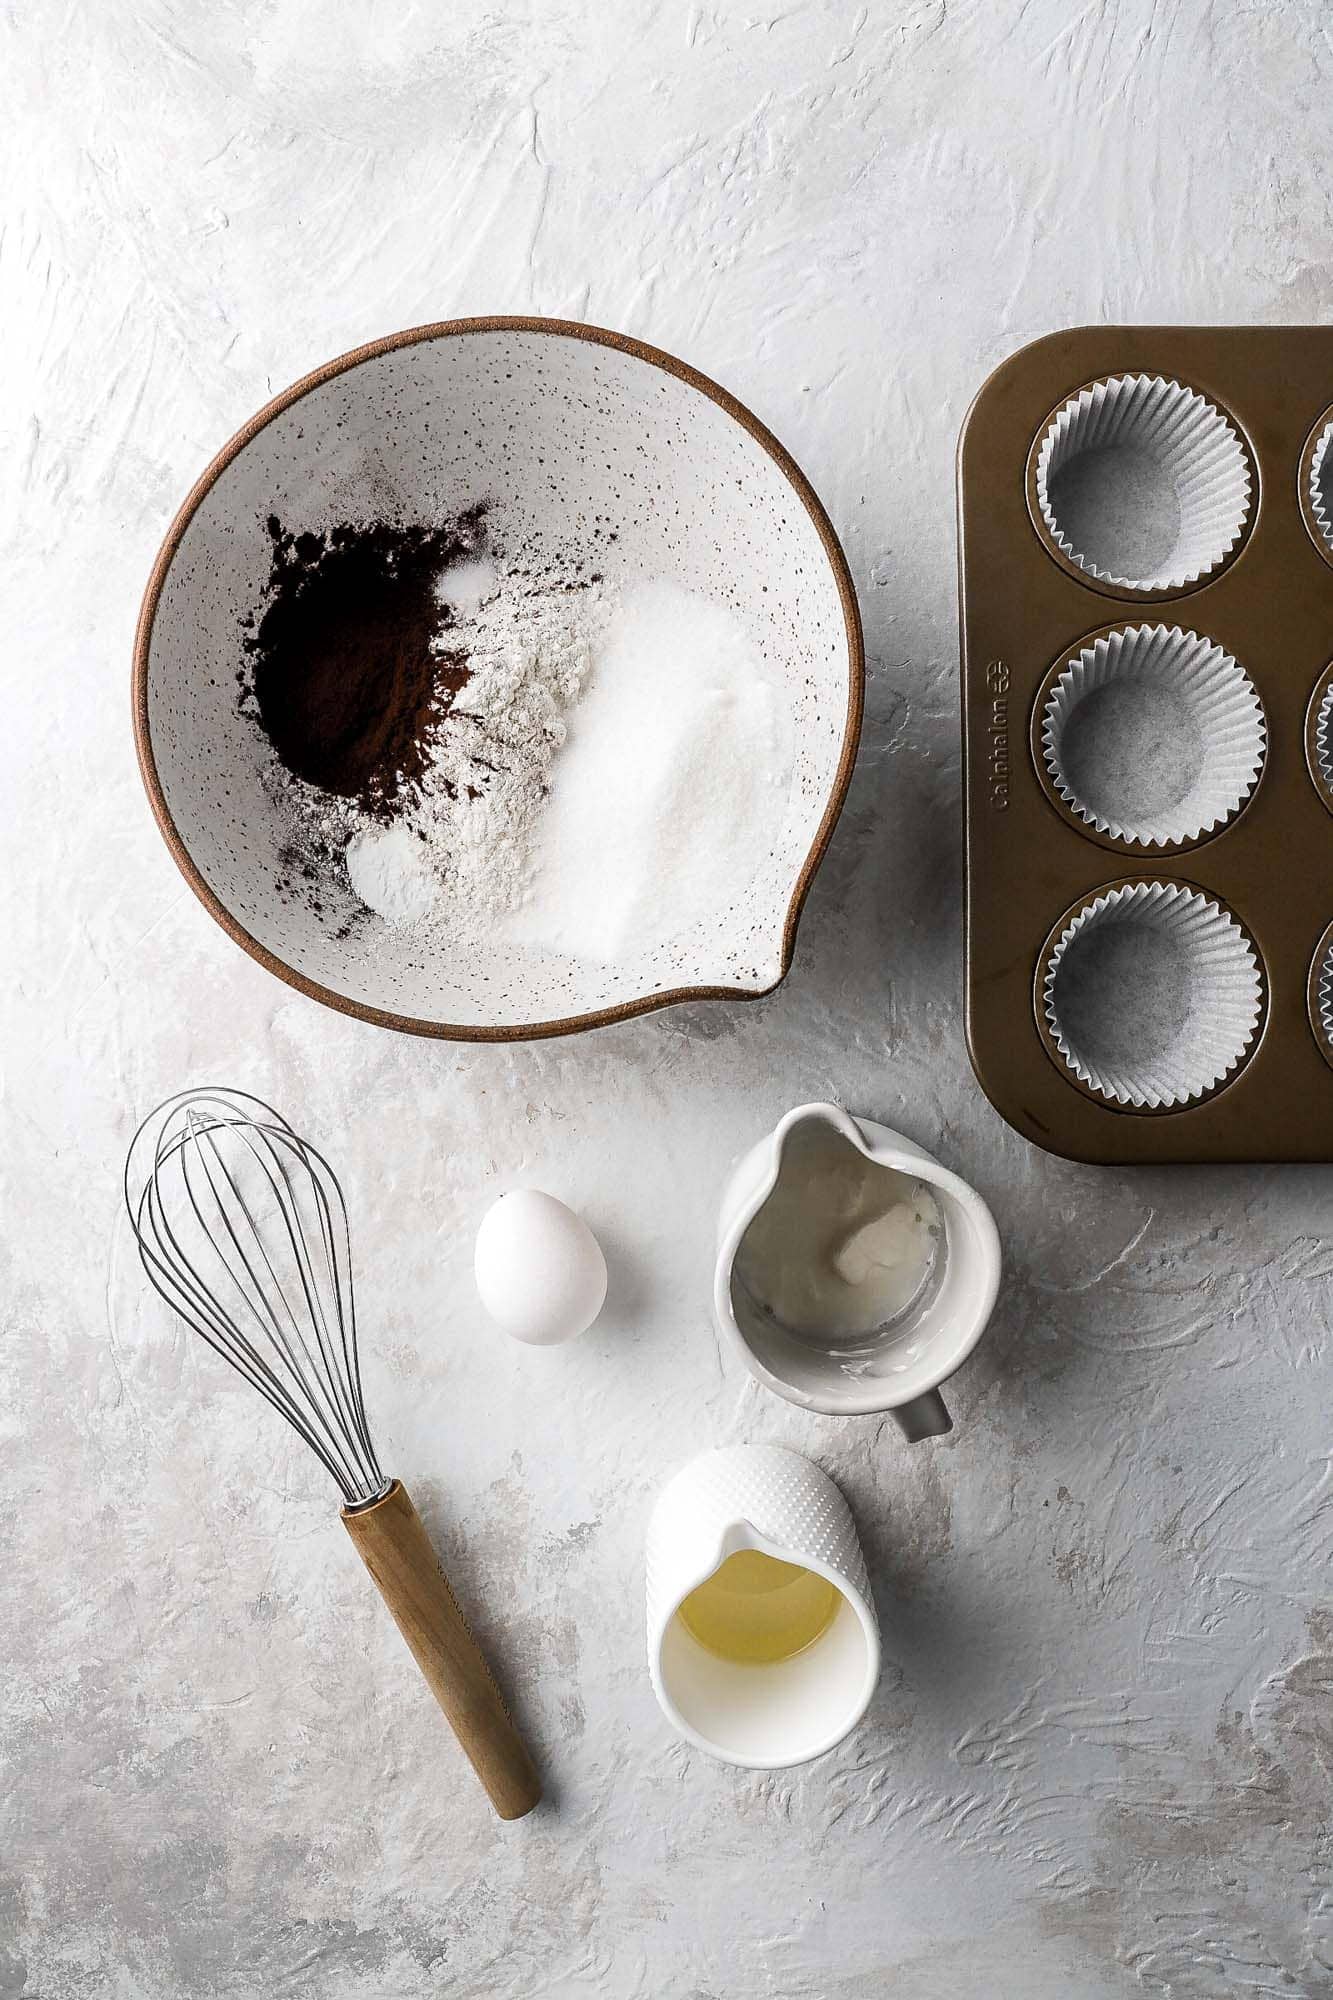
[984,660,1010,809]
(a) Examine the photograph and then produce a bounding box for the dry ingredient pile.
[242,512,794,963]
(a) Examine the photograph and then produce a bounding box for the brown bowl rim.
[132,315,865,1042]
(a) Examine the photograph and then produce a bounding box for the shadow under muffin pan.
[959,326,1333,1162]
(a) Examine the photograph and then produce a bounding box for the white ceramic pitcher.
[647,1444,879,1767]
[714,1103,1001,1440]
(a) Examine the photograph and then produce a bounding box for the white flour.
[279,563,614,937]
[275,563,793,964]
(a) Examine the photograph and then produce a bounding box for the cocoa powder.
[243,507,486,818]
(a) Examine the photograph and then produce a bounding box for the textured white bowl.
[134,318,863,1039]
[646,1445,879,1769]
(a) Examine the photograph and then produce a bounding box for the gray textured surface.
[4,3,1333,1995]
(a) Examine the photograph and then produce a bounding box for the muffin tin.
[958,326,1333,1162]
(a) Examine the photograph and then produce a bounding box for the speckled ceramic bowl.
[134,318,863,1039]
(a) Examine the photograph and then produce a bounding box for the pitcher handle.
[891,1390,953,1443]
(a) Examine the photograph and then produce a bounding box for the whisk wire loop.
[183,1118,365,1491]
[124,1087,390,1506]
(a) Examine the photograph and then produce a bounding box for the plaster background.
[3,3,1332,1994]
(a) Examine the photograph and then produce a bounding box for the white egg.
[474,1189,608,1346]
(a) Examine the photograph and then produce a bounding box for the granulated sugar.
[504,578,793,962]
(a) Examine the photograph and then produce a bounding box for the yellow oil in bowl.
[677,1550,839,1665]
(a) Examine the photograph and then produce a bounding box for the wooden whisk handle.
[342,1480,541,1821]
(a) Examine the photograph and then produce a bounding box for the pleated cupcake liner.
[1042,881,1263,1110]
[1312,679,1333,799]
[1041,624,1266,847]
[1308,419,1333,553]
[1314,931,1333,1055]
[1034,374,1252,592]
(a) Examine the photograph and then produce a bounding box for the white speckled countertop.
[5,5,1332,1994]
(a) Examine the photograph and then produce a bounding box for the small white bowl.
[134,318,863,1040]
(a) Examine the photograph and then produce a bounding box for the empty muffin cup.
[1031,375,1253,593]
[1308,922,1333,1072]
[1039,625,1266,848]
[1306,671,1333,813]
[1305,416,1333,558]
[1040,881,1263,1110]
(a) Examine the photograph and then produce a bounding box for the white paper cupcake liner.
[1308,419,1333,552]
[1312,678,1333,799]
[1315,934,1333,1055]
[1041,625,1266,847]
[1034,375,1252,592]
[1042,881,1262,1110]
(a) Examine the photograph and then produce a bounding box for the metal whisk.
[124,1086,540,1821]
[126,1088,387,1506]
